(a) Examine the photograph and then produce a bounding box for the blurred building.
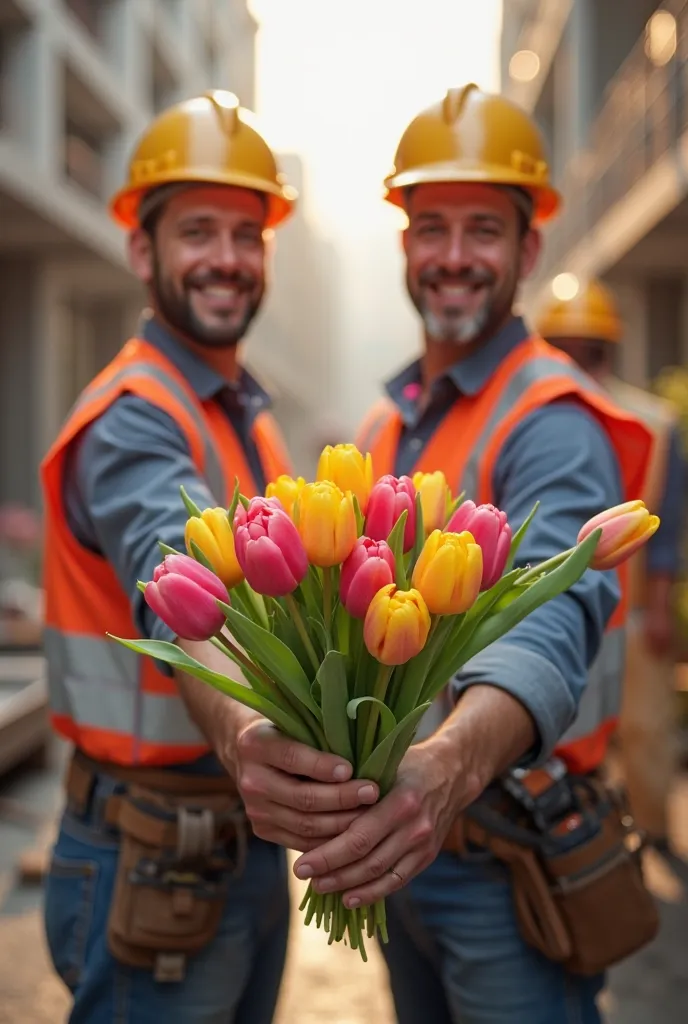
[501,0,688,386]
[0,0,258,511]
[245,152,340,477]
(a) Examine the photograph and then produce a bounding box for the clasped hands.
[228,715,482,908]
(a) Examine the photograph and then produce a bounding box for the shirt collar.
[138,311,271,411]
[385,315,531,416]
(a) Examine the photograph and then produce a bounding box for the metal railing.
[535,0,688,282]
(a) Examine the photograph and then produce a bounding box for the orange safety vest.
[40,337,292,767]
[357,335,653,774]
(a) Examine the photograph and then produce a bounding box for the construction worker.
[39,90,378,1023]
[537,277,686,855]
[286,86,654,1023]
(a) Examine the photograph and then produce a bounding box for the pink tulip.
[364,475,417,552]
[446,500,512,590]
[233,496,308,596]
[144,553,228,641]
[577,500,660,571]
[340,537,396,618]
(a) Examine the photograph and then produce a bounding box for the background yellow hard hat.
[384,83,560,224]
[537,278,623,343]
[109,90,297,229]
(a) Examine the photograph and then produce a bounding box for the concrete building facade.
[501,0,688,388]
[0,0,261,510]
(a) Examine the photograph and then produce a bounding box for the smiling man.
[288,85,654,1023]
[39,91,380,1024]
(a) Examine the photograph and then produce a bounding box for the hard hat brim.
[383,164,561,225]
[109,171,298,230]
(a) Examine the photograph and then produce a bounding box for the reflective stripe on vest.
[362,336,652,773]
[41,340,291,766]
[74,359,226,498]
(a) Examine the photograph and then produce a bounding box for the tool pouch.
[467,768,659,976]
[107,784,248,981]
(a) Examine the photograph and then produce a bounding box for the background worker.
[538,277,686,856]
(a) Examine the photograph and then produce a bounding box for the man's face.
[403,183,540,346]
[130,185,267,348]
[547,337,611,379]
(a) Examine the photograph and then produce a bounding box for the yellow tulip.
[265,474,306,519]
[185,507,244,589]
[317,443,374,513]
[412,529,482,615]
[297,480,358,567]
[364,584,431,665]
[412,471,450,534]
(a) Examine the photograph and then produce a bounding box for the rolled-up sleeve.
[450,401,624,763]
[64,394,221,643]
[646,425,686,577]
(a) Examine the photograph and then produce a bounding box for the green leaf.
[220,602,322,719]
[352,494,365,535]
[347,697,396,740]
[357,702,431,788]
[505,501,539,571]
[188,538,215,573]
[319,652,354,762]
[308,617,329,658]
[446,490,466,522]
[107,636,315,744]
[378,706,431,795]
[446,528,602,672]
[158,541,181,558]
[227,477,242,528]
[408,491,425,574]
[387,509,409,589]
[180,485,202,518]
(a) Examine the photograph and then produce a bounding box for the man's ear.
[128,228,154,285]
[519,227,542,280]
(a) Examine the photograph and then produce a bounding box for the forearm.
[176,638,260,777]
[428,684,536,798]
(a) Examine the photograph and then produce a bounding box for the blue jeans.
[43,775,290,1024]
[381,851,604,1024]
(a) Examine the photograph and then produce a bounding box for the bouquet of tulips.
[111,445,659,961]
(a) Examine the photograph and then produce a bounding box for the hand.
[292,739,483,908]
[231,718,380,852]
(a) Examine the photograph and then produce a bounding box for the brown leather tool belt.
[440,761,659,976]
[64,749,249,983]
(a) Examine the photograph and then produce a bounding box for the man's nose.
[442,228,470,273]
[211,232,241,272]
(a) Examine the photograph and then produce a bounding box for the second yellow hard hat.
[384,83,560,224]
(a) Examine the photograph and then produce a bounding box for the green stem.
[359,664,394,765]
[234,579,270,630]
[284,592,320,673]
[322,566,333,645]
[517,547,574,586]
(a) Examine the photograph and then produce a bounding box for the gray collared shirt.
[63,314,272,644]
[382,316,624,763]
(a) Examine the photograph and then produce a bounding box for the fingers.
[238,762,379,815]
[309,810,433,894]
[238,721,353,782]
[341,849,433,908]
[250,805,363,846]
[249,825,322,854]
[293,786,422,881]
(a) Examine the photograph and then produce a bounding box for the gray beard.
[420,301,492,346]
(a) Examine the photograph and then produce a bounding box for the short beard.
[152,255,262,349]
[407,265,517,347]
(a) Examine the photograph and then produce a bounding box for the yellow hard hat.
[537,277,623,343]
[109,90,297,229]
[384,83,560,224]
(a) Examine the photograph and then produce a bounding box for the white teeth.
[203,286,238,298]
[440,286,470,297]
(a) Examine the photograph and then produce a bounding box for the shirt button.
[251,395,263,408]
[409,437,423,452]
